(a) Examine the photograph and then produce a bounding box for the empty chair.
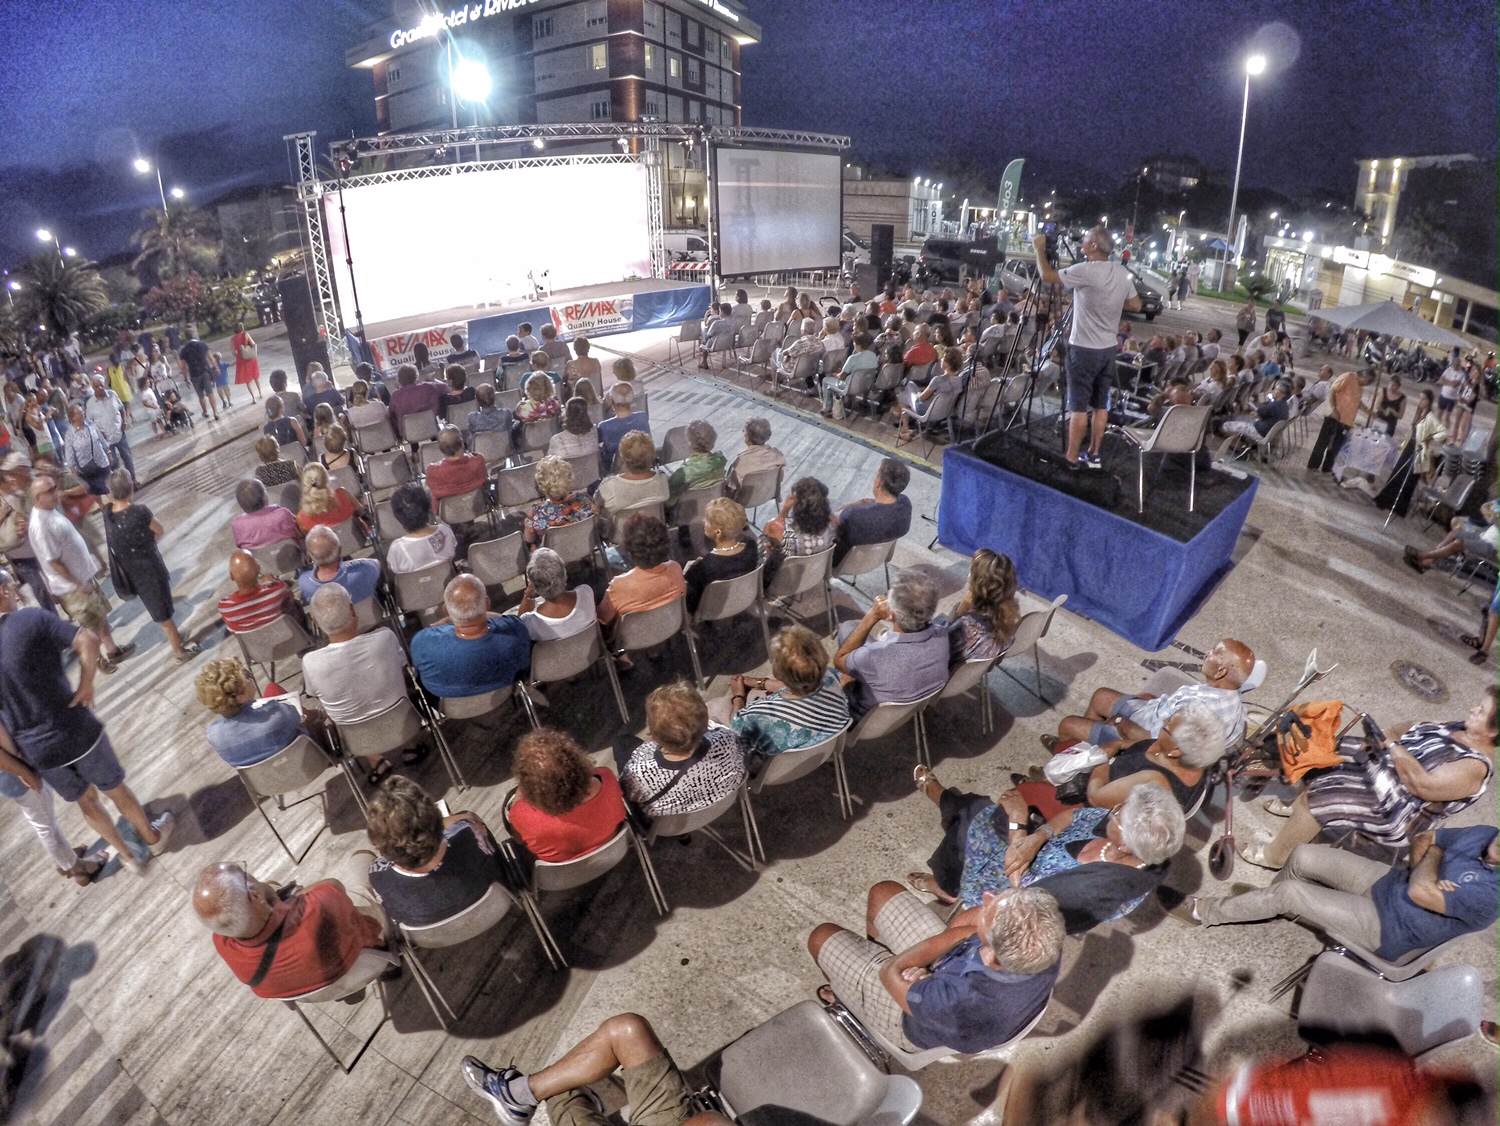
[396,883,526,1028]
[615,596,704,683]
[326,463,361,499]
[443,401,472,428]
[659,425,691,465]
[542,513,604,572]
[831,538,897,594]
[236,734,360,863]
[235,614,316,685]
[494,461,542,511]
[691,564,771,681]
[666,318,702,365]
[904,361,934,385]
[609,498,666,535]
[495,386,523,413]
[996,593,1067,704]
[739,727,847,861]
[926,654,1003,739]
[363,449,412,496]
[351,595,388,635]
[524,622,629,725]
[741,336,778,378]
[390,558,453,616]
[282,947,401,1073]
[466,530,527,589]
[415,440,443,472]
[1296,951,1482,1056]
[250,537,304,580]
[472,427,512,470]
[844,682,945,782]
[765,545,836,635]
[354,418,400,454]
[399,408,439,445]
[1122,401,1212,512]
[437,486,491,527]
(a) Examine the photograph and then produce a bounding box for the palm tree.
[15,253,109,343]
[131,205,221,285]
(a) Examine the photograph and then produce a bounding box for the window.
[687,99,700,122]
[533,15,553,39]
[669,55,680,78]
[586,1,606,28]
[687,57,699,82]
[644,1,659,28]
[590,98,611,120]
[644,44,657,70]
[645,97,661,116]
[590,43,607,70]
[686,19,700,45]
[388,64,401,84]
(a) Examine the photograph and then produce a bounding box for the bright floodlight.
[6,281,19,291]
[133,157,152,173]
[532,137,545,150]
[452,58,491,102]
[35,228,52,242]
[63,247,76,257]
[170,186,185,199]
[1246,54,1267,75]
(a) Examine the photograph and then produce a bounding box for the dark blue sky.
[0,0,1493,267]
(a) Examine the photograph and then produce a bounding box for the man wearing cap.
[0,567,172,873]
[178,326,219,421]
[85,377,135,485]
[0,453,54,612]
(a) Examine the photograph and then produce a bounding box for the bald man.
[216,551,296,634]
[1057,638,1254,748]
[192,860,385,999]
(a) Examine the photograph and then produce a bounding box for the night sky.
[0,0,1494,267]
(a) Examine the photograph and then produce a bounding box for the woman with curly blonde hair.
[524,456,593,546]
[295,462,366,535]
[945,548,1020,664]
[195,657,313,768]
[505,729,628,863]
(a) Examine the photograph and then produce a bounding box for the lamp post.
[134,157,170,213]
[1130,166,1148,242]
[35,228,64,263]
[1221,53,1267,291]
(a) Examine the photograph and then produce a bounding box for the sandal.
[1262,796,1294,817]
[59,847,109,887]
[399,744,431,769]
[907,872,957,905]
[1470,650,1489,666]
[366,758,396,786]
[174,642,202,663]
[1236,838,1284,871]
[1460,634,1483,651]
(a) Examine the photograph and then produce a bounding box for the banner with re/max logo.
[550,296,634,339]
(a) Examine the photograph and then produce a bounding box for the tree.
[130,205,221,288]
[139,271,251,337]
[14,253,109,343]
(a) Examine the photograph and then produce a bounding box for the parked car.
[1123,266,1163,321]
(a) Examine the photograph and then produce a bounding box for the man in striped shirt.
[217,551,297,634]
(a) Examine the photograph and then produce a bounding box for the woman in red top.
[295,463,367,536]
[231,321,262,400]
[505,729,627,863]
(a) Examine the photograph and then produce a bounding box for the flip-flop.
[1470,650,1489,666]
[400,744,431,769]
[907,872,957,904]
[815,983,838,1007]
[366,758,396,786]
[1460,634,1483,650]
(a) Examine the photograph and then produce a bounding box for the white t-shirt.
[1439,366,1465,396]
[29,507,98,596]
[301,629,408,725]
[385,524,456,574]
[1059,260,1136,350]
[521,585,597,641]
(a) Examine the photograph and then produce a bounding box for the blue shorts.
[1065,344,1117,413]
[37,734,126,803]
[1089,694,1150,745]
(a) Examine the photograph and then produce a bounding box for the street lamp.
[1221,52,1267,290]
[1131,165,1148,239]
[35,228,64,262]
[134,157,171,214]
[170,186,185,200]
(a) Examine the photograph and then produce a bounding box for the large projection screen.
[323,161,652,326]
[713,148,842,277]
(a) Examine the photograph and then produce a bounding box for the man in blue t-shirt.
[1193,830,1499,959]
[297,525,382,605]
[833,458,912,565]
[808,881,1064,1055]
[410,574,530,699]
[596,382,650,474]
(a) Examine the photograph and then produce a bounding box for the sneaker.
[1082,451,1103,471]
[461,1058,535,1126]
[108,642,138,662]
[147,810,176,856]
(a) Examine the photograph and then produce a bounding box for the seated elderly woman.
[514,372,562,427]
[1405,499,1498,575]
[909,774,1185,932]
[666,419,726,504]
[1239,685,1498,870]
[758,476,837,580]
[894,347,965,441]
[942,548,1020,665]
[725,416,786,499]
[295,462,366,536]
[834,568,951,719]
[714,624,851,761]
[385,482,457,574]
[518,547,597,642]
[195,657,317,768]
[252,435,299,496]
[596,512,685,645]
[683,497,758,614]
[547,396,599,468]
[504,728,628,864]
[595,430,669,537]
[616,681,749,820]
[230,477,301,551]
[365,775,506,928]
[524,456,593,548]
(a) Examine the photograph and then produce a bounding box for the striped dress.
[1305,721,1493,846]
[730,669,851,759]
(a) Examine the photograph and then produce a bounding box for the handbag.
[108,547,136,600]
[238,339,258,361]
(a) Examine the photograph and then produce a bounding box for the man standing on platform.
[1033,226,1140,471]
[1306,368,1376,474]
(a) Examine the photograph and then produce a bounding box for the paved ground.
[0,295,1494,1126]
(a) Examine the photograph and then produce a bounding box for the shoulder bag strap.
[246,913,290,990]
[637,741,709,808]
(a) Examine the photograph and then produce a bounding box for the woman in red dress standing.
[231,321,262,401]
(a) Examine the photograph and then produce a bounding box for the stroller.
[161,386,194,434]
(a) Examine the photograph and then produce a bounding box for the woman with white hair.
[908,773,1185,933]
[517,547,596,641]
[665,419,725,504]
[524,456,592,548]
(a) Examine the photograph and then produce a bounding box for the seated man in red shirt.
[424,427,489,503]
[902,323,938,371]
[216,550,299,634]
[192,859,386,999]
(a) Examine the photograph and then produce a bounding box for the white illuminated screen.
[714,148,842,276]
[323,162,652,326]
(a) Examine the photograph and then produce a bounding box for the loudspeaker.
[968,431,1123,509]
[854,263,879,300]
[870,224,894,286]
[278,274,332,383]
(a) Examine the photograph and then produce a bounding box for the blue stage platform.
[936,443,1257,652]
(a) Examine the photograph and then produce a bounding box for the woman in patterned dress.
[1239,686,1497,870]
[617,681,748,820]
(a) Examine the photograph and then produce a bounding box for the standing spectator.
[0,453,54,611]
[231,321,261,401]
[28,476,135,667]
[0,766,106,885]
[85,379,135,485]
[1307,369,1376,474]
[212,350,233,412]
[1235,298,1257,347]
[0,570,172,873]
[177,326,220,421]
[1435,355,1466,430]
[60,405,112,496]
[102,471,198,662]
[1265,299,1288,344]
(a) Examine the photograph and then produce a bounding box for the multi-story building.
[346,0,760,135]
[1353,152,1477,246]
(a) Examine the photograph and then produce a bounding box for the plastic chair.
[1118,404,1211,513]
[833,367,877,417]
[1295,950,1482,1055]
[390,559,452,616]
[561,452,601,488]
[1416,473,1474,532]
[733,466,782,524]
[740,336,778,378]
[518,417,560,461]
[523,622,628,725]
[439,682,521,722]
[352,595,388,635]
[739,727,848,862]
[995,594,1067,705]
[327,464,361,499]
[711,1000,923,1126]
[415,440,443,472]
[826,989,1049,1072]
[765,545,836,635]
[927,654,1002,739]
[659,425,691,465]
[235,614,316,686]
[372,499,403,545]
[691,564,771,683]
[362,449,412,496]
[507,819,662,968]
[354,418,400,454]
[667,481,723,531]
[638,786,757,911]
[251,538,304,580]
[443,401,472,429]
[831,539,896,595]
[864,362,905,416]
[666,319,702,365]
[615,596,704,683]
[472,427,512,470]
[495,386,523,412]
[542,514,604,572]
[494,462,542,511]
[397,882,526,1028]
[846,681,945,778]
[437,486,491,527]
[399,409,439,445]
[327,516,366,558]
[236,734,361,863]
[778,352,821,396]
[282,947,401,1073]
[466,531,527,589]
[279,442,308,469]
[329,690,465,792]
[900,390,960,458]
[704,331,739,370]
